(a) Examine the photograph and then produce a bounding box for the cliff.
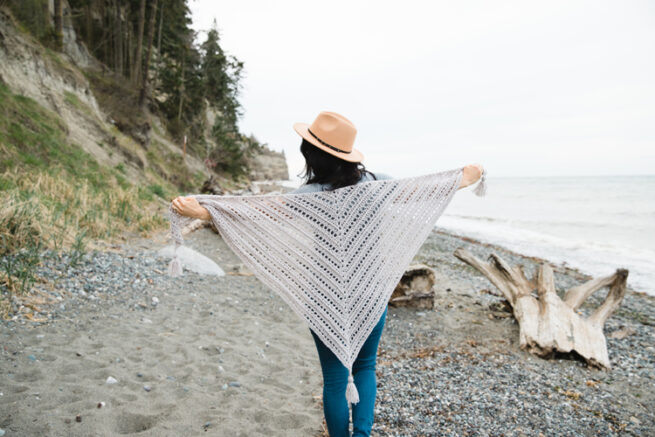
[248,146,289,181]
[0,4,289,259]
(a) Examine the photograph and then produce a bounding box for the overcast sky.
[189,0,655,181]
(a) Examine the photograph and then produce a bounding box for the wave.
[437,215,655,296]
[443,213,652,232]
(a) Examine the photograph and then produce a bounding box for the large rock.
[248,146,289,181]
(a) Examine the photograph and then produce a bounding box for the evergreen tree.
[7,0,262,179]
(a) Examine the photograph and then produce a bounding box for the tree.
[54,0,63,50]
[114,0,123,75]
[200,21,243,126]
[132,0,146,84]
[139,0,158,107]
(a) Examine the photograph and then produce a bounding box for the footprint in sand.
[262,379,296,394]
[36,354,57,362]
[13,368,42,383]
[4,383,28,394]
[252,410,312,429]
[119,393,138,402]
[112,412,159,434]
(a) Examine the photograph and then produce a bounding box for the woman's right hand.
[459,164,483,189]
[171,196,212,220]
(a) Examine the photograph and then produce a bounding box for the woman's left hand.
[171,196,211,220]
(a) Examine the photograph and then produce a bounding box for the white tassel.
[168,256,183,277]
[345,370,359,405]
[168,243,183,277]
[472,169,487,197]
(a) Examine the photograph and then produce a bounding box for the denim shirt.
[289,172,393,194]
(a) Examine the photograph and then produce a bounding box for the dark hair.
[297,139,377,190]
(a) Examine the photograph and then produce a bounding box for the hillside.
[0,3,287,318]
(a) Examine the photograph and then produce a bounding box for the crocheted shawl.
[167,167,486,405]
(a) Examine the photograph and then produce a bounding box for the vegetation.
[6,0,262,176]
[0,83,168,317]
[0,1,268,318]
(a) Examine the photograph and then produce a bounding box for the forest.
[5,0,262,177]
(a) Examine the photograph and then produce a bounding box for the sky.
[189,0,655,182]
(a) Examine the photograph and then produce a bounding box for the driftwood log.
[453,248,628,369]
[389,264,436,309]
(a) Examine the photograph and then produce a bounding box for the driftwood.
[179,218,212,237]
[200,175,225,195]
[453,248,628,369]
[389,264,436,309]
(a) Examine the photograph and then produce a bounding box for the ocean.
[439,175,655,296]
[280,174,655,296]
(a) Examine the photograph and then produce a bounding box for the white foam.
[438,215,655,295]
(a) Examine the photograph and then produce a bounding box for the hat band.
[307,128,351,154]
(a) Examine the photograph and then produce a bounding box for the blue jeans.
[310,305,388,437]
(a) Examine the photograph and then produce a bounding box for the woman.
[172,111,483,436]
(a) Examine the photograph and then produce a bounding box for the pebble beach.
[1,225,653,436]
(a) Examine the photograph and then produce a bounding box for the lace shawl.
[167,167,486,405]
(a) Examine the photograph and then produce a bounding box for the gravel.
[2,228,653,436]
[370,230,655,436]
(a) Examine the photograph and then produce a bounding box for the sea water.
[440,175,655,296]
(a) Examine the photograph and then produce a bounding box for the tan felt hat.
[293,111,364,163]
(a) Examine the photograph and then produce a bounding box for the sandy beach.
[2,0,653,435]
[1,225,653,436]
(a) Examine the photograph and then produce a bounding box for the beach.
[1,225,653,436]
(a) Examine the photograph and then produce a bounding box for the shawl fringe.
[168,243,183,277]
[345,370,359,405]
[473,169,487,197]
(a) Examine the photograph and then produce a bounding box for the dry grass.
[0,166,166,251]
[0,165,169,319]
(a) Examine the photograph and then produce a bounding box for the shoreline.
[1,226,653,436]
[434,229,654,300]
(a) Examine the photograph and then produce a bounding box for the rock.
[247,145,289,181]
[157,245,225,276]
[143,385,151,392]
[75,414,82,422]
[228,381,241,387]
[105,376,118,384]
[609,326,636,339]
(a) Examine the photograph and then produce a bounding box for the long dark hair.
[297,139,377,190]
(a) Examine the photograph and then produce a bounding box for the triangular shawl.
[167,167,486,405]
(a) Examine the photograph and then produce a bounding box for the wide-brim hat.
[293,111,364,163]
